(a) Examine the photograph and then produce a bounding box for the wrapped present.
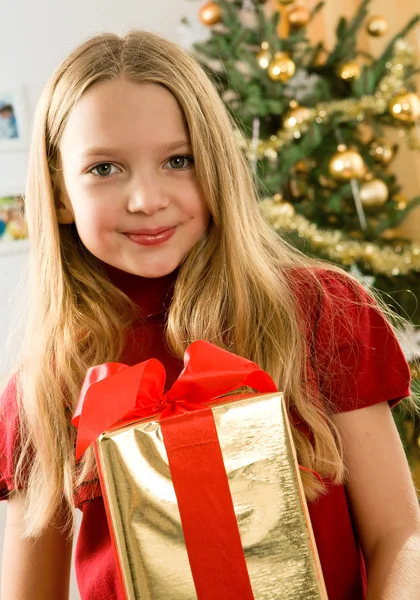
[73,341,328,600]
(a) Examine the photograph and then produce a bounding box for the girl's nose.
[127,179,170,215]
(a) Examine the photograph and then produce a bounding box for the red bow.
[73,340,277,459]
[73,340,277,600]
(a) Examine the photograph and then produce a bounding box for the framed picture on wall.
[0,195,28,242]
[0,86,27,149]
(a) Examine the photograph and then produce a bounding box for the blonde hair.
[7,30,366,537]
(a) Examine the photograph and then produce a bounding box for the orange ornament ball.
[199,2,222,26]
[288,6,310,28]
[389,92,420,123]
[360,179,389,208]
[366,15,389,37]
[267,52,296,83]
[328,148,366,181]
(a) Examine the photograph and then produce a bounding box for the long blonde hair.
[7,30,362,537]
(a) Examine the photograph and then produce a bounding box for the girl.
[1,30,419,600]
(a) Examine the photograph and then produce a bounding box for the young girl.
[1,30,419,600]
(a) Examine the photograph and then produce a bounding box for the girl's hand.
[1,491,73,600]
[333,402,420,600]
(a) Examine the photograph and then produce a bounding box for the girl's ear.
[52,173,74,224]
[55,193,74,225]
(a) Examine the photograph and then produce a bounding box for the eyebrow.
[79,140,192,159]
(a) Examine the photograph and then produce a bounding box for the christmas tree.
[181,0,420,472]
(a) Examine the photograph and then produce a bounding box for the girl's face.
[59,79,210,278]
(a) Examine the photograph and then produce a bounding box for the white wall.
[0,241,28,377]
[0,1,207,597]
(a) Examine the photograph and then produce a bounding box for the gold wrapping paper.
[96,392,328,599]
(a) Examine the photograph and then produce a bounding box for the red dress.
[0,268,411,600]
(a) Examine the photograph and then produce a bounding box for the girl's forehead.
[60,80,191,158]
[70,79,183,125]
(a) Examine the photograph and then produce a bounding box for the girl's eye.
[90,163,120,178]
[164,155,195,170]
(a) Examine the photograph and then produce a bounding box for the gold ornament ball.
[328,148,366,181]
[360,179,389,208]
[366,15,389,37]
[288,6,310,28]
[257,42,272,69]
[337,61,361,81]
[199,2,222,26]
[369,141,394,165]
[392,193,408,210]
[389,92,420,123]
[268,52,296,83]
[283,105,311,129]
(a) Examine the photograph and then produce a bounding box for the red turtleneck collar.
[103,264,179,319]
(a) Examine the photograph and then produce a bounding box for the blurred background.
[1,2,419,597]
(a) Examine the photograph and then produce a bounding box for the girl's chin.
[124,262,180,279]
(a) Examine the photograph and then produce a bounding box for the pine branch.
[344,0,371,38]
[254,3,279,44]
[379,14,420,64]
[376,196,420,233]
[310,1,325,19]
[326,0,371,66]
[302,41,325,68]
[369,14,420,88]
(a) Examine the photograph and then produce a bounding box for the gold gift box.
[96,392,328,599]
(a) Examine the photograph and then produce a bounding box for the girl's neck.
[103,264,179,318]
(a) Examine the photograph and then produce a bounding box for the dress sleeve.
[312,270,411,413]
[0,374,22,500]
[0,375,103,508]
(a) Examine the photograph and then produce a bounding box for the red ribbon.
[73,340,277,600]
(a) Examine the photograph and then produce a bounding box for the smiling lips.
[124,226,176,246]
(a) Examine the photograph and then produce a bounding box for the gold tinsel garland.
[260,198,420,276]
[250,39,419,159]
